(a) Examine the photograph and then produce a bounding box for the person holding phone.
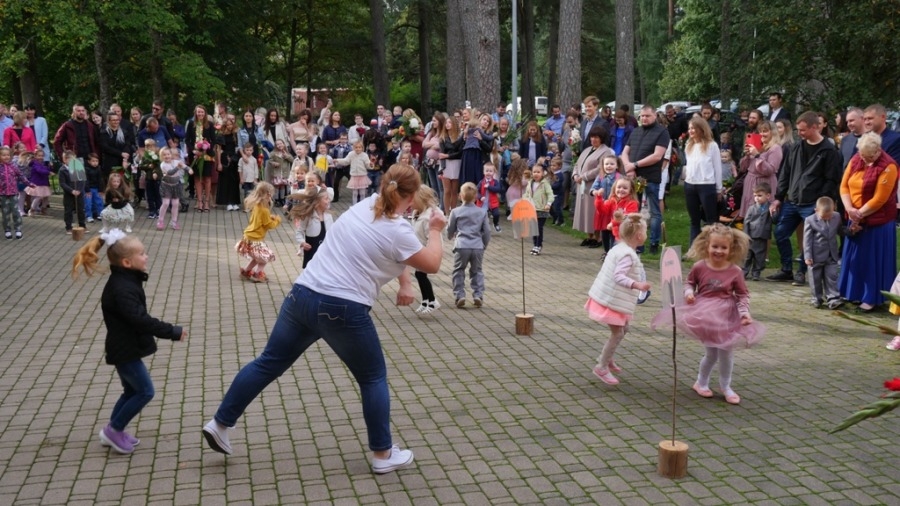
[738,120,783,219]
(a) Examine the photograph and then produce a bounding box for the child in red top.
[591,154,624,252]
[596,177,639,245]
[477,162,503,232]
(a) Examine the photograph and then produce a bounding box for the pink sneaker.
[156,221,164,230]
[170,221,179,230]
[608,361,622,373]
[886,336,900,351]
[98,424,134,454]
[592,366,619,385]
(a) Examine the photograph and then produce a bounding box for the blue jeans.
[644,181,662,245]
[367,171,382,197]
[214,284,392,451]
[110,359,155,431]
[774,201,815,274]
[84,187,104,218]
[684,182,719,246]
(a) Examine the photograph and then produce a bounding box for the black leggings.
[533,217,547,247]
[414,270,435,300]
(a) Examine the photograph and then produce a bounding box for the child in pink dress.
[653,223,765,404]
[585,214,651,385]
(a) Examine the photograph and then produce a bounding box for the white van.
[507,97,549,116]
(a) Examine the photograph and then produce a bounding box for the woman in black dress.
[215,116,241,210]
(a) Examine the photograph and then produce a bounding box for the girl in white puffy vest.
[584,213,651,386]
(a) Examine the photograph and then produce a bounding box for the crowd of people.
[4,93,900,473]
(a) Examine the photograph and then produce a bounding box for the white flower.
[409,118,420,129]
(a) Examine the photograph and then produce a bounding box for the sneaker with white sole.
[887,336,900,351]
[371,445,414,474]
[100,428,140,448]
[473,298,483,308]
[99,424,134,454]
[592,366,619,385]
[202,419,233,455]
[415,301,430,313]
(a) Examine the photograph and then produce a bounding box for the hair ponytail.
[373,164,420,219]
[618,213,646,241]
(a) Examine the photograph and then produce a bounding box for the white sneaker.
[125,226,133,233]
[371,445,414,474]
[887,336,900,351]
[86,217,94,223]
[415,301,429,313]
[202,419,233,455]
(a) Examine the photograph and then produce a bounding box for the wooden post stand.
[658,440,688,478]
[71,226,85,241]
[515,313,533,335]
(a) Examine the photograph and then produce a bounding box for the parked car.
[657,101,692,113]
[506,96,549,116]
[606,101,644,114]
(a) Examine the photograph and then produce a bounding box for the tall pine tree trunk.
[370,0,390,108]
[150,29,164,102]
[547,0,560,110]
[418,0,432,116]
[461,0,481,107]
[519,0,535,117]
[18,8,41,111]
[615,0,635,111]
[286,14,299,117]
[718,0,731,104]
[475,0,501,111]
[94,24,110,113]
[446,0,467,109]
[557,0,583,111]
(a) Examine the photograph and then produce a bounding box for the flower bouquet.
[394,116,421,143]
[830,378,900,433]
[137,149,162,181]
[192,139,213,178]
[567,128,582,163]
[632,176,648,196]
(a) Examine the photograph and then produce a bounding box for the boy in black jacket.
[58,150,87,234]
[72,230,187,454]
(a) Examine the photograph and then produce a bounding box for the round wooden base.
[71,227,85,241]
[658,440,689,478]
[515,313,534,335]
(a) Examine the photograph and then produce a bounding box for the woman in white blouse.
[682,116,723,246]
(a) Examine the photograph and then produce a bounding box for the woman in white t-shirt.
[682,116,723,246]
[202,164,447,474]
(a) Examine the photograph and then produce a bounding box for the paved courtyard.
[0,194,899,505]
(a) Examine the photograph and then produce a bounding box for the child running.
[288,184,334,268]
[72,229,186,454]
[448,182,491,308]
[524,164,554,256]
[585,214,650,385]
[411,185,443,314]
[653,223,765,404]
[99,172,135,233]
[236,182,281,283]
[157,148,191,230]
[477,162,503,232]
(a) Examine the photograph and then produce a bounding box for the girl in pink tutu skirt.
[654,223,764,405]
[585,213,651,385]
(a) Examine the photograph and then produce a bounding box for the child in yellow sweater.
[235,182,281,283]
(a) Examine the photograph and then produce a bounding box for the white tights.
[696,347,735,394]
[158,198,180,225]
[597,324,628,369]
[353,189,366,204]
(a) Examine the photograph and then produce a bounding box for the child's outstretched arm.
[112,291,184,341]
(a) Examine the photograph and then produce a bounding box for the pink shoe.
[156,221,164,230]
[886,336,900,351]
[592,366,619,385]
[608,360,622,373]
[692,383,713,398]
[170,221,179,230]
[723,390,741,405]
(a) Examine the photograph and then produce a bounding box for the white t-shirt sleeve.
[391,221,425,263]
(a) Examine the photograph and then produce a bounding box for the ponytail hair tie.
[389,180,397,186]
[100,228,127,246]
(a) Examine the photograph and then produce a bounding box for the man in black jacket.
[767,112,843,285]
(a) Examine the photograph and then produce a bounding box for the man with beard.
[53,104,99,160]
[621,105,671,254]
